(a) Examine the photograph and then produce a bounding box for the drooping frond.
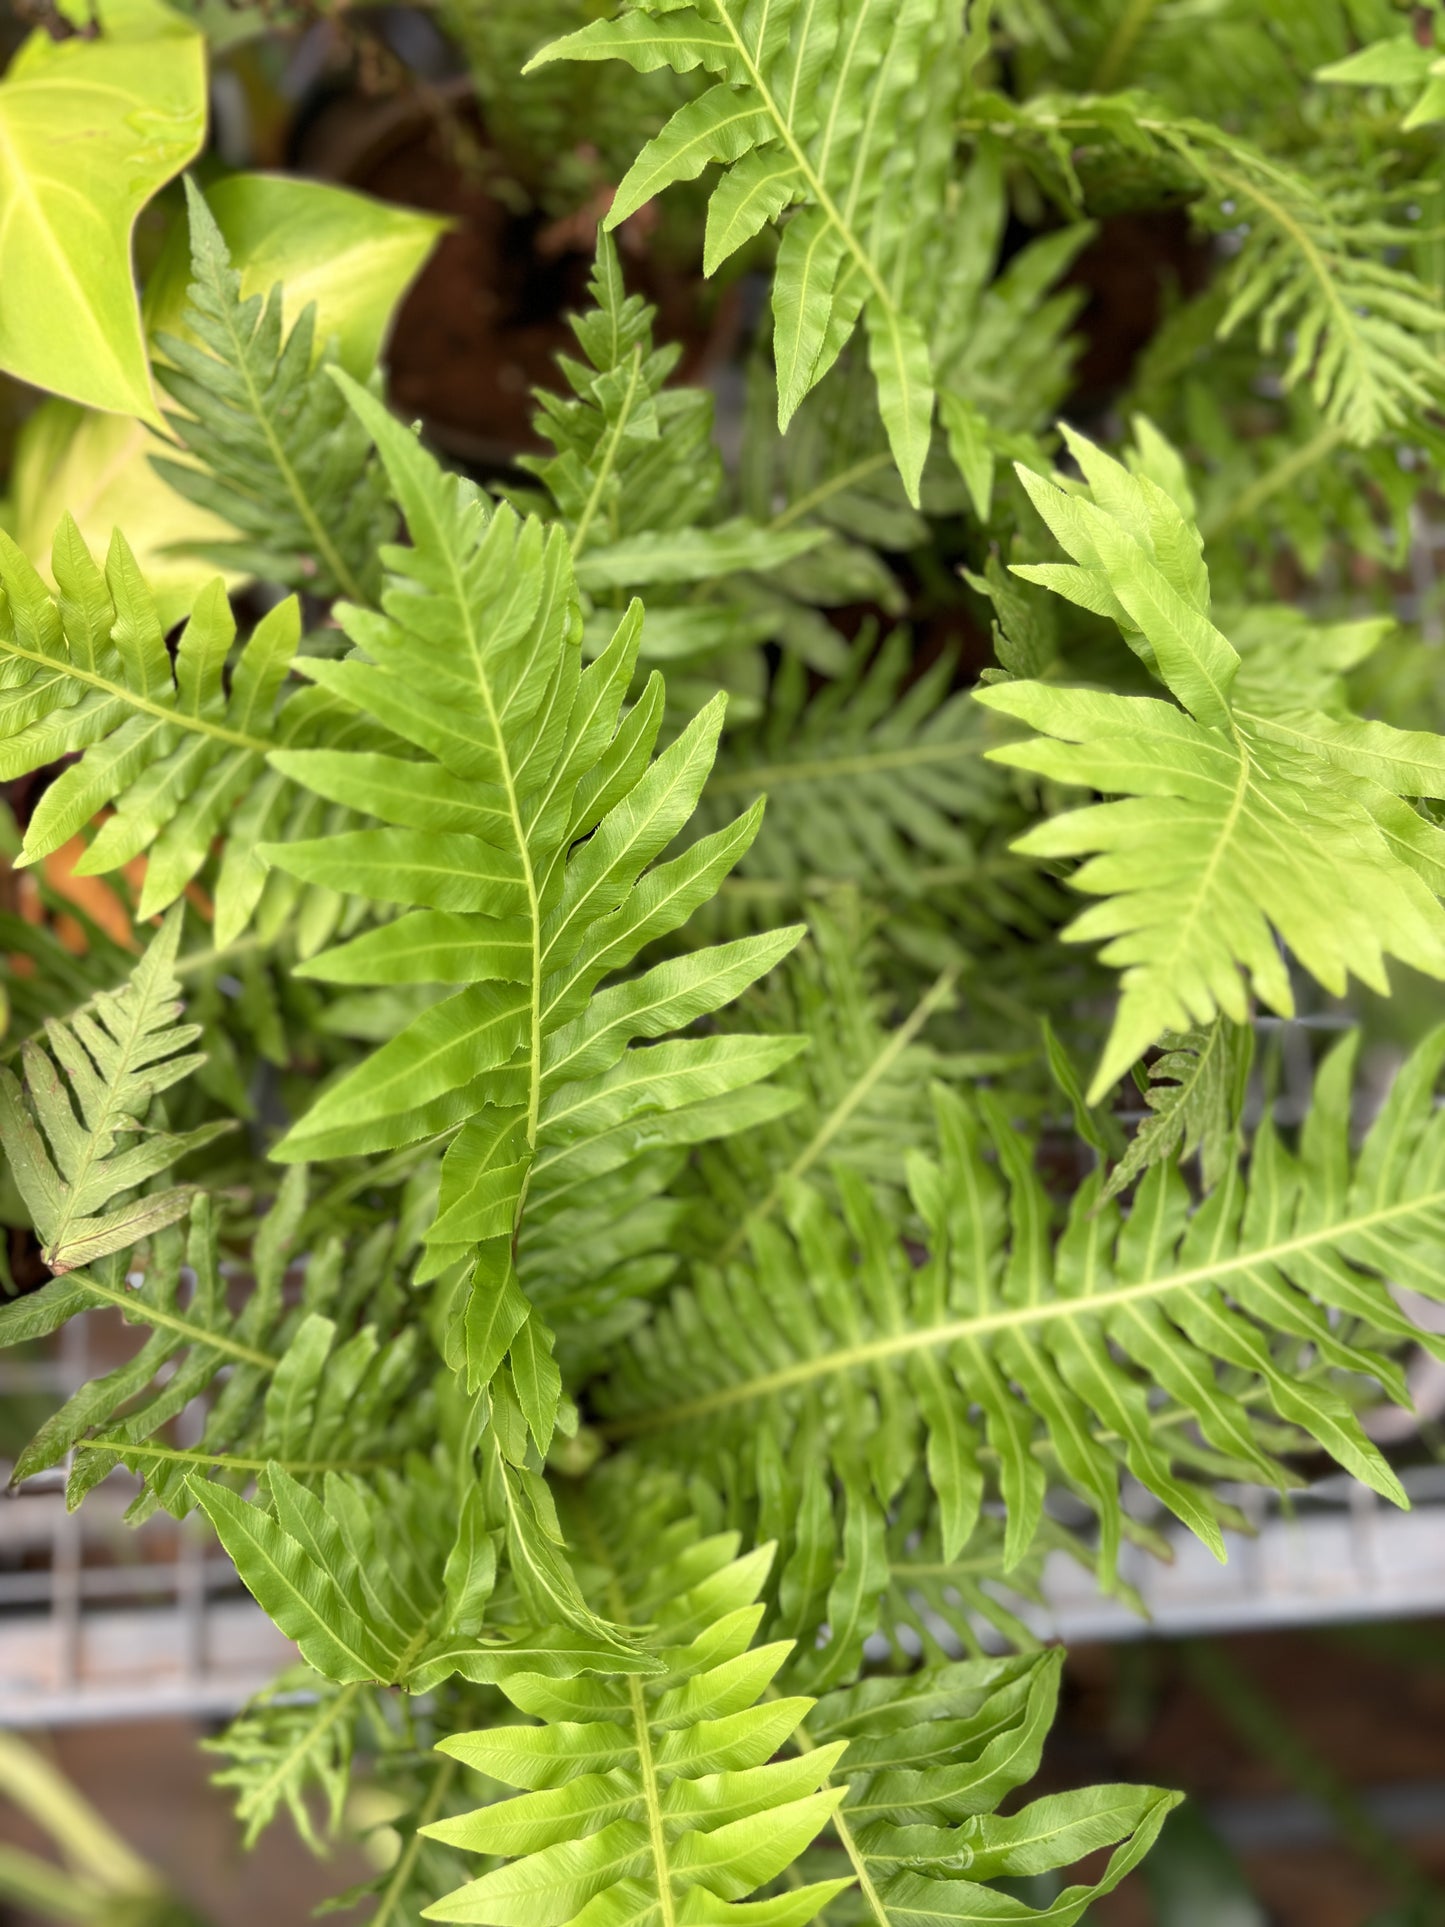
[150,180,393,606]
[604,1029,1445,1596]
[0,908,227,1276]
[265,375,803,1440]
[785,1652,1179,1926]
[971,95,1445,446]
[1101,1019,1254,1203]
[530,0,969,501]
[977,428,1445,1097]
[0,1166,432,1521]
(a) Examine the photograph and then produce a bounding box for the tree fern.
[530,0,967,502]
[978,428,1445,1097]
[151,180,393,606]
[603,1027,1445,1595]
[263,374,803,1439]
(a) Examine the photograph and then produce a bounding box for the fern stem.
[1199,422,1348,539]
[65,1275,279,1370]
[768,452,895,532]
[717,966,956,1264]
[79,1439,389,1474]
[438,525,544,1157]
[603,1184,1444,1436]
[788,1720,889,1927]
[630,1673,681,1927]
[0,640,272,761]
[1089,0,1159,93]
[371,1756,457,1927]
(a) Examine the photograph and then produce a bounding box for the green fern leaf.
[264,374,803,1433]
[974,95,1445,446]
[1101,1020,1254,1203]
[420,1517,849,1927]
[205,1666,371,1852]
[0,518,348,936]
[604,1026,1445,1590]
[700,632,1061,964]
[529,0,968,502]
[423,1479,1177,1927]
[193,1424,660,1691]
[150,179,392,605]
[0,907,227,1275]
[790,1652,1180,1925]
[977,428,1445,1097]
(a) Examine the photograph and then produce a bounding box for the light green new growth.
[980,429,1445,1098]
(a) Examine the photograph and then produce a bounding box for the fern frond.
[1102,1019,1253,1203]
[1074,0,1402,114]
[0,1167,431,1520]
[604,1027,1445,1592]
[194,1407,665,1692]
[972,95,1445,446]
[151,180,392,606]
[0,518,372,941]
[423,1474,1176,1927]
[530,0,968,501]
[701,632,1038,927]
[689,903,962,1257]
[421,1504,853,1927]
[0,908,227,1275]
[205,1666,372,1852]
[518,235,838,674]
[978,427,1445,1097]
[264,376,803,1439]
[786,1652,1179,1926]
[1315,21,1445,132]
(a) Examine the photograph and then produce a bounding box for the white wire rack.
[0,1321,292,1729]
[1032,1466,1445,1646]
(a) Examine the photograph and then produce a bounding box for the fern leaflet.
[531,0,966,501]
[978,428,1445,1097]
[151,179,392,605]
[0,908,227,1276]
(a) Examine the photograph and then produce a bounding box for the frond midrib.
[603,1183,1443,1436]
